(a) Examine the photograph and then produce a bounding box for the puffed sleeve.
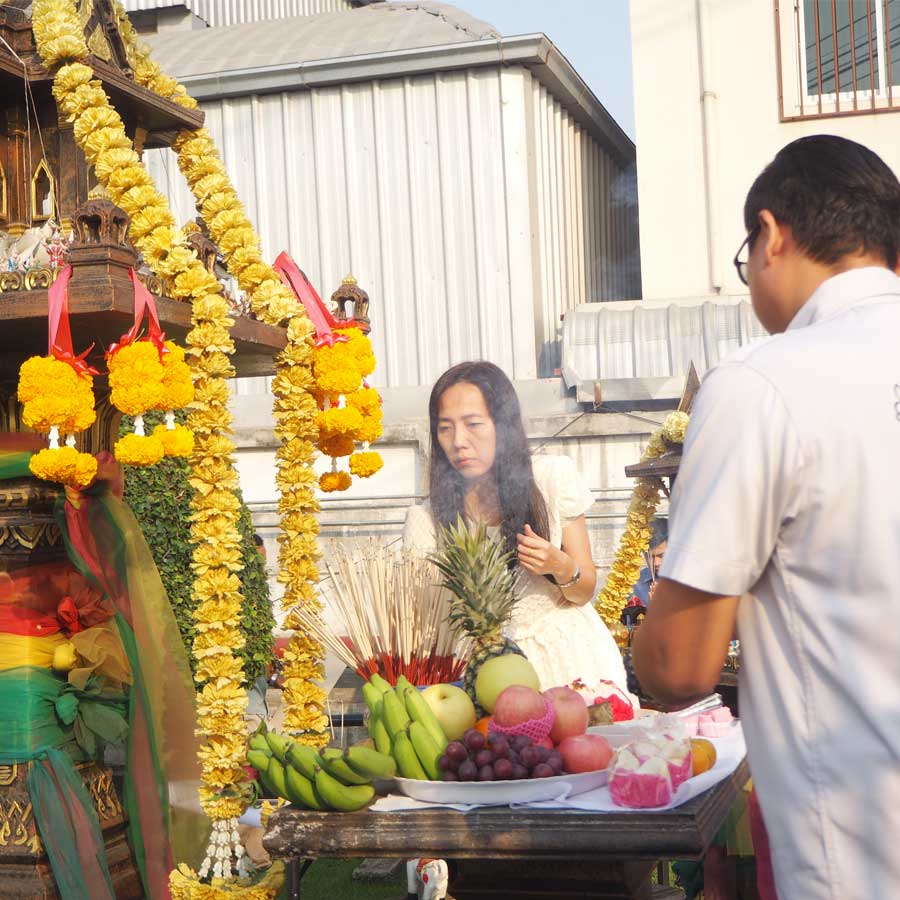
[533,455,595,522]
[402,504,438,555]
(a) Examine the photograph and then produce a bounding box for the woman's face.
[436,382,497,481]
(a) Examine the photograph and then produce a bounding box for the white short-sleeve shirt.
[661,267,900,900]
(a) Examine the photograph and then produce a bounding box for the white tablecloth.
[370,724,746,813]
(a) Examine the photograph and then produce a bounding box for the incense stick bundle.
[302,542,470,685]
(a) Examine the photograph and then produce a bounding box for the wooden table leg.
[449,859,657,899]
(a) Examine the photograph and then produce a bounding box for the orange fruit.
[475,716,492,737]
[691,738,717,776]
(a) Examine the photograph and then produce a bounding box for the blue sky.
[451,0,635,139]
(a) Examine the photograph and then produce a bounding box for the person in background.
[630,519,668,606]
[632,135,900,900]
[403,360,630,700]
[253,533,266,562]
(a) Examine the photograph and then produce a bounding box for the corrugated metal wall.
[122,0,354,25]
[144,66,637,389]
[530,81,640,375]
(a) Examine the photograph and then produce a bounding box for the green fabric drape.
[0,666,129,900]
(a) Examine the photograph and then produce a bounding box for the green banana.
[395,674,414,696]
[265,731,292,764]
[247,749,272,776]
[371,715,392,756]
[403,686,448,750]
[266,758,290,800]
[285,765,326,810]
[382,689,411,737]
[393,729,427,780]
[368,673,392,694]
[344,745,397,780]
[408,721,442,781]
[314,766,375,812]
[286,743,321,781]
[362,682,385,720]
[249,734,271,754]
[320,748,371,785]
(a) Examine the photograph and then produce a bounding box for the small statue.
[5,253,16,273]
[406,858,450,900]
[42,222,68,269]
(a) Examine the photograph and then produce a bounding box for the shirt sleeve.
[534,455,595,522]
[402,504,437,555]
[660,361,805,597]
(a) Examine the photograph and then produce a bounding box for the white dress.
[402,455,630,699]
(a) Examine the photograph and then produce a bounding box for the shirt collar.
[787,266,900,331]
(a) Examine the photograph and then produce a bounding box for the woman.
[403,361,630,700]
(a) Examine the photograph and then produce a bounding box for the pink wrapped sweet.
[711,707,733,723]
[609,751,675,808]
[681,715,700,736]
[699,719,732,737]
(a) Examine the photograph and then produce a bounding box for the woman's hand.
[516,524,573,581]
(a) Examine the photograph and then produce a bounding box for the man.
[630,520,668,606]
[632,135,900,900]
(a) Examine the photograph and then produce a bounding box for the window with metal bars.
[777,0,900,118]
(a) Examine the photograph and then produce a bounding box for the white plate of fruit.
[395,728,611,806]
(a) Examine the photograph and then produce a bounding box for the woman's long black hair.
[427,361,549,558]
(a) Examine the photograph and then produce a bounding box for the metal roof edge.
[522,36,634,164]
[175,34,631,157]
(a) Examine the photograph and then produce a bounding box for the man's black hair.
[252,533,264,547]
[744,135,900,269]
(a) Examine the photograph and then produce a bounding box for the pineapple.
[429,518,525,713]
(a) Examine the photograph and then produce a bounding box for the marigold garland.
[31,0,255,883]
[594,411,689,627]
[112,4,329,749]
[29,445,98,489]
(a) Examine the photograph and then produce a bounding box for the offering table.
[263,756,749,900]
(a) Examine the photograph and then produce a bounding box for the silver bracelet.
[554,564,581,590]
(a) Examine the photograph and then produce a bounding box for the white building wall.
[145,66,638,387]
[631,0,900,302]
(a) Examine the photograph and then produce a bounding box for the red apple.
[543,686,589,744]
[493,685,549,728]
[558,734,613,774]
[535,736,554,750]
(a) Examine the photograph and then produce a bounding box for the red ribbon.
[106,270,167,360]
[273,251,361,348]
[57,596,84,634]
[47,266,100,375]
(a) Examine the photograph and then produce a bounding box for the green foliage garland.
[120,411,274,681]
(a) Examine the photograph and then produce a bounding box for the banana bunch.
[364,673,448,781]
[246,729,395,812]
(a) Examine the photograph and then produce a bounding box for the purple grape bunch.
[437,729,566,782]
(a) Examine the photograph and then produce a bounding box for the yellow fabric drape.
[0,632,68,671]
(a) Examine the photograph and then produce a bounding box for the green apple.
[420,683,477,741]
[474,654,541,713]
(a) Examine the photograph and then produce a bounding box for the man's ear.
[757,209,787,268]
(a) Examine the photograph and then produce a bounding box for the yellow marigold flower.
[73,105,120,143]
[662,410,690,444]
[349,451,383,479]
[153,423,194,457]
[108,341,166,415]
[201,191,245,223]
[193,568,241,603]
[319,470,352,492]
[105,162,155,197]
[29,447,97,489]
[129,205,176,241]
[192,432,237,462]
[355,417,384,444]
[317,406,364,439]
[187,349,235,380]
[190,294,232,324]
[115,433,165,467]
[194,173,232,203]
[347,386,382,418]
[41,34,89,68]
[52,61,93,95]
[318,434,355,458]
[82,125,132,162]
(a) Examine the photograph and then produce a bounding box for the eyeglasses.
[733,225,760,286]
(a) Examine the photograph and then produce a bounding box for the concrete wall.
[631,0,900,301]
